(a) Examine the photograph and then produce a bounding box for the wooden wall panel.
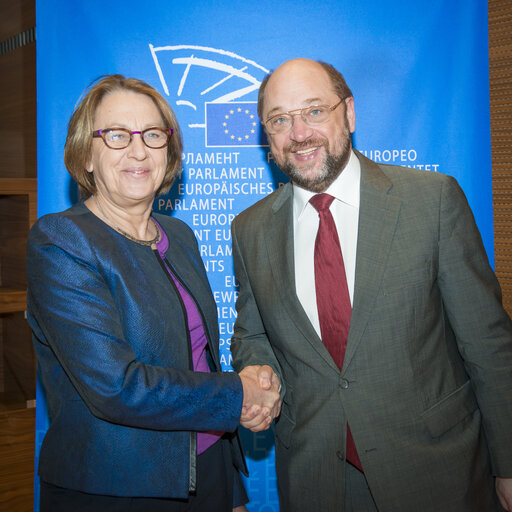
[489,0,512,314]
[0,0,35,42]
[0,2,37,510]
[0,43,36,178]
[0,408,35,512]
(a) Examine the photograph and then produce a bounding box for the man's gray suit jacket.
[231,150,512,512]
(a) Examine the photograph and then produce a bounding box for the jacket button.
[336,450,345,460]
[340,378,349,389]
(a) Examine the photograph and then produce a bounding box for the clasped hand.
[238,365,281,432]
[496,477,512,511]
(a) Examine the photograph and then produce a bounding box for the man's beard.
[279,124,352,193]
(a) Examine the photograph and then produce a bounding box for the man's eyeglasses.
[264,98,346,135]
[92,127,173,149]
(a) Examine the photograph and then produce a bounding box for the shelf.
[0,289,26,314]
[0,178,37,193]
[0,178,37,227]
[0,177,37,414]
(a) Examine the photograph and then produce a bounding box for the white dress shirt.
[293,150,361,338]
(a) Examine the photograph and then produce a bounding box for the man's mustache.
[285,139,328,154]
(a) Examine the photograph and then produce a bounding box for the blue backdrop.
[35,1,492,510]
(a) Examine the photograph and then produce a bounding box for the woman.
[27,75,250,511]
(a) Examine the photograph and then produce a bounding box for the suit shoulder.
[233,184,290,226]
[379,162,451,182]
[27,203,103,282]
[376,163,460,202]
[28,202,92,247]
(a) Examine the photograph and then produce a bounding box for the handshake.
[238,365,282,432]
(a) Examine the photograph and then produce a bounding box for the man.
[230,58,512,512]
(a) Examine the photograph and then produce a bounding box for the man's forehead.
[265,97,328,118]
[270,61,328,87]
[264,69,336,115]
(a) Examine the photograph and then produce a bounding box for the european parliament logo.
[205,102,268,147]
[149,44,270,147]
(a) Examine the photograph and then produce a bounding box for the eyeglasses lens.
[103,128,169,149]
[267,105,331,134]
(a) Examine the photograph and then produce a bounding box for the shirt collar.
[293,149,361,221]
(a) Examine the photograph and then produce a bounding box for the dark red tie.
[310,193,363,472]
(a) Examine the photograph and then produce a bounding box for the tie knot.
[310,193,335,213]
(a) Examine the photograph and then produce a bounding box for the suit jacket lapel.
[265,184,340,372]
[342,151,402,371]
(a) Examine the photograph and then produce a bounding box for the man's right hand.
[238,365,281,432]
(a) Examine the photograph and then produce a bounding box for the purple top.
[155,221,222,454]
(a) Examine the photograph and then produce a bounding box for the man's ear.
[345,97,356,134]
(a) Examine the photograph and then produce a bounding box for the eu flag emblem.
[205,102,268,147]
